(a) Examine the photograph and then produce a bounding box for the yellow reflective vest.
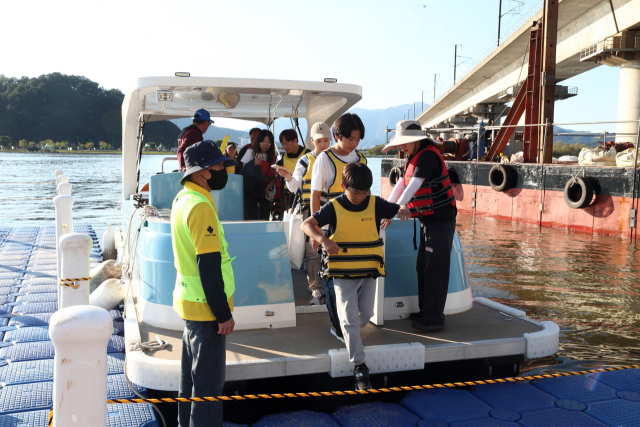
[171,187,235,321]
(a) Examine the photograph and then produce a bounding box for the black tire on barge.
[489,165,513,192]
[564,176,594,209]
[389,166,402,186]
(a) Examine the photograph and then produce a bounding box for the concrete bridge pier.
[615,60,640,143]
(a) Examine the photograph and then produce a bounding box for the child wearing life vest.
[301,163,410,390]
[272,129,310,220]
[382,120,457,332]
[309,113,368,342]
[276,123,331,305]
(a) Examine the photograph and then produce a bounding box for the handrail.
[161,156,178,173]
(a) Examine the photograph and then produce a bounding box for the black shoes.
[354,363,371,390]
[411,321,445,332]
[330,326,345,343]
[408,311,425,321]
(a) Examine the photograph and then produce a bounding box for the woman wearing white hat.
[382,120,457,332]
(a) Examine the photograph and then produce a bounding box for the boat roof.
[125,76,362,123]
[121,76,362,199]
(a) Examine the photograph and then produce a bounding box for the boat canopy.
[121,76,362,200]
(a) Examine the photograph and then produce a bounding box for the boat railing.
[161,156,178,173]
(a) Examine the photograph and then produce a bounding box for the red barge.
[381,159,639,240]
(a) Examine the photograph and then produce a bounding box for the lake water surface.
[1,152,638,374]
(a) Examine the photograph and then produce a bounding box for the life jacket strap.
[409,195,456,213]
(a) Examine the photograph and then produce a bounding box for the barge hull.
[381,159,640,240]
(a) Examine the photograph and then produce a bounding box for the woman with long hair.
[241,129,277,220]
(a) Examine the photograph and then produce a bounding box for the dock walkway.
[0,225,159,426]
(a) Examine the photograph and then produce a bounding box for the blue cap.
[181,140,231,185]
[194,109,214,124]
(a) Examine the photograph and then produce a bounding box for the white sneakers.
[309,289,324,306]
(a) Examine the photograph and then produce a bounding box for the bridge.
[417,0,640,142]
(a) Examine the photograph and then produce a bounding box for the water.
[1,153,638,373]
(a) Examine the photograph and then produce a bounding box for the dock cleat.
[354,363,371,390]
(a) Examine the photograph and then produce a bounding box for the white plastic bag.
[616,148,640,167]
[578,147,617,165]
[284,204,305,270]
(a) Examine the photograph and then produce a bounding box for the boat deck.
[141,304,539,363]
[131,268,543,383]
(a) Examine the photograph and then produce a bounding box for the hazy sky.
[0,0,621,131]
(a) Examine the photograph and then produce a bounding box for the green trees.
[0,135,11,146]
[19,139,27,148]
[0,73,180,148]
[362,144,398,156]
[85,142,94,150]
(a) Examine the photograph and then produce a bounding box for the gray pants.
[179,320,226,427]
[333,277,376,365]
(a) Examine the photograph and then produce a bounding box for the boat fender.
[564,176,594,209]
[102,227,117,261]
[90,260,122,293]
[90,278,126,310]
[283,207,305,270]
[489,164,513,192]
[389,166,402,186]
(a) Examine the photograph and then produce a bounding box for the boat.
[117,75,560,395]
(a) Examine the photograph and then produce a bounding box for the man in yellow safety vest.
[171,140,235,427]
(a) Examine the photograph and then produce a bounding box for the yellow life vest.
[322,149,367,199]
[282,147,308,174]
[301,152,317,205]
[324,195,385,278]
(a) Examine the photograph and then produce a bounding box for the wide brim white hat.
[381,120,432,153]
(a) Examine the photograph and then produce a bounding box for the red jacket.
[177,125,204,170]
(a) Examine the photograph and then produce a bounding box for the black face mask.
[207,168,228,191]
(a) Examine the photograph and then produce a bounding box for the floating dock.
[2,225,639,426]
[0,225,159,426]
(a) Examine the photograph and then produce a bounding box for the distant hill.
[0,73,179,148]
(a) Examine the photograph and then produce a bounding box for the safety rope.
[59,278,91,289]
[44,364,640,415]
[44,364,640,426]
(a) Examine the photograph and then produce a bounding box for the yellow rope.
[45,364,640,425]
[59,278,91,289]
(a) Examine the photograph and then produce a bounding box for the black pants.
[244,193,271,220]
[178,320,226,427]
[416,219,456,324]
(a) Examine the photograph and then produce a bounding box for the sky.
[0,0,622,132]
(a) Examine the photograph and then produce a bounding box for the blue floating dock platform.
[0,403,159,427]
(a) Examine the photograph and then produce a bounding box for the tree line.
[0,73,181,148]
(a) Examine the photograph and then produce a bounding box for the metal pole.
[422,93,423,111]
[498,0,503,47]
[454,45,458,85]
[414,103,416,119]
[434,74,439,104]
[539,0,558,163]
